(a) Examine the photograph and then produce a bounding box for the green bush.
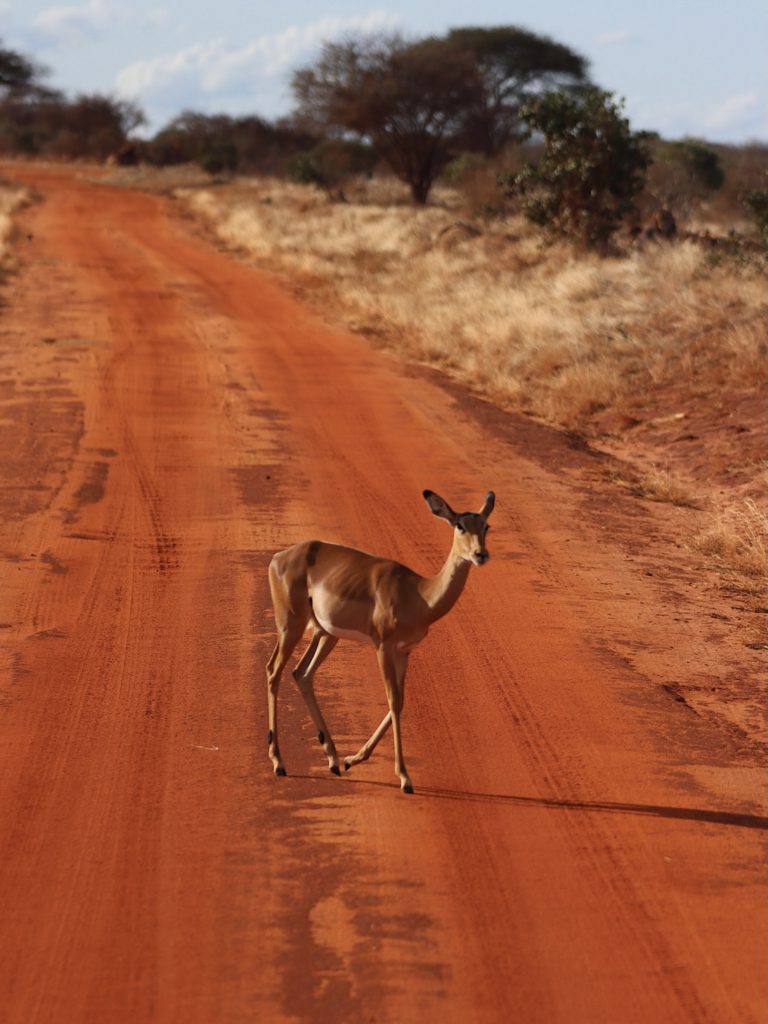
[646,137,724,217]
[502,88,649,250]
[742,183,768,249]
[286,138,376,199]
[199,141,238,176]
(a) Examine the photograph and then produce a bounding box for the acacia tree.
[443,26,589,156]
[504,88,650,250]
[60,94,145,158]
[291,34,482,204]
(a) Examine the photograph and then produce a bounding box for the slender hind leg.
[266,617,306,776]
[343,711,392,771]
[293,632,341,773]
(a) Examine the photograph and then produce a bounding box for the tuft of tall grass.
[691,499,768,582]
[0,179,31,264]
[637,465,702,508]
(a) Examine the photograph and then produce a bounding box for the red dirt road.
[1,166,765,1024]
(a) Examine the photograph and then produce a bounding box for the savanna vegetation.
[0,27,765,585]
[0,176,30,265]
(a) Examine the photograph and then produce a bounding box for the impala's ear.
[479,491,495,518]
[423,489,457,525]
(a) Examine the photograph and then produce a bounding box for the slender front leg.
[293,632,341,774]
[376,644,412,793]
[266,643,284,774]
[266,620,305,776]
[343,711,392,772]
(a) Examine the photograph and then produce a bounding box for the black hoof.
[343,760,352,772]
[330,765,341,776]
[275,766,287,777]
[402,782,414,795]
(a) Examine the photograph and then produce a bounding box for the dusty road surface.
[0,165,765,1024]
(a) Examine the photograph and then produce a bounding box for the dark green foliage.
[503,88,650,249]
[673,140,724,192]
[286,138,376,199]
[742,184,768,248]
[146,111,313,174]
[647,137,724,215]
[200,141,239,176]
[442,26,589,156]
[0,44,45,93]
[286,153,318,186]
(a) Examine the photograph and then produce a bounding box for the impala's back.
[269,540,419,645]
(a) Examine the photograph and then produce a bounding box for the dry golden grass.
[0,179,31,265]
[95,163,216,193]
[176,176,767,431]
[636,465,702,508]
[691,499,768,583]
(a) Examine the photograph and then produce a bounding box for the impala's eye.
[456,523,465,533]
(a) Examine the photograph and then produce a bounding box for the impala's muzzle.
[474,550,489,566]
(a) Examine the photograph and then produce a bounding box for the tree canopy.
[0,44,44,94]
[442,26,589,156]
[292,34,480,203]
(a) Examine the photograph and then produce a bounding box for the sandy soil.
[0,164,765,1024]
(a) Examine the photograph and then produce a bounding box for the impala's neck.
[419,541,471,624]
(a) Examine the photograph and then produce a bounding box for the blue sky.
[2,1,766,143]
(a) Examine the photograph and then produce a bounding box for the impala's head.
[423,489,495,566]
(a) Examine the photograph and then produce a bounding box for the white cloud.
[32,0,110,44]
[115,11,401,128]
[703,92,761,132]
[595,30,636,47]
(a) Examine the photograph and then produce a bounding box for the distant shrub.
[742,182,768,249]
[145,111,316,176]
[673,140,724,192]
[645,137,724,220]
[286,152,320,186]
[200,141,238,176]
[144,129,190,166]
[286,138,376,200]
[0,87,144,160]
[443,152,486,187]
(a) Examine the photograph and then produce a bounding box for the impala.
[265,489,495,793]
